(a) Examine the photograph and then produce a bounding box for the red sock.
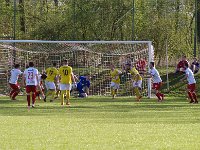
[192,92,198,102]
[10,90,15,97]
[27,95,31,106]
[12,91,19,99]
[32,93,36,105]
[156,93,161,100]
[188,92,193,101]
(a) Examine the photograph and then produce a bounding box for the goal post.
[0,40,153,98]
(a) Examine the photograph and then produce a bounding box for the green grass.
[0,96,200,150]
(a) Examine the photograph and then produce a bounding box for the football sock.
[61,90,66,104]
[27,95,31,106]
[156,93,161,100]
[188,92,193,102]
[111,89,115,96]
[66,90,70,100]
[134,88,141,98]
[10,90,15,97]
[46,91,52,97]
[12,91,19,99]
[192,92,198,102]
[32,92,36,105]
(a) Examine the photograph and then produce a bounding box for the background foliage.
[0,0,200,64]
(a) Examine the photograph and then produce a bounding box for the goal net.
[0,40,154,98]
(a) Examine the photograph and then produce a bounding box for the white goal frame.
[0,40,153,98]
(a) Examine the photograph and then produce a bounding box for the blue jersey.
[78,76,90,88]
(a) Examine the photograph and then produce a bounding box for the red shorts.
[153,82,162,90]
[187,83,196,92]
[26,85,37,93]
[9,83,20,90]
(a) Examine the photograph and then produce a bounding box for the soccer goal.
[0,40,153,98]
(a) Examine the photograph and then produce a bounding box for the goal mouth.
[0,40,153,98]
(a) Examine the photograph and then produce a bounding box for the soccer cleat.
[66,102,71,106]
[61,102,64,105]
[43,96,46,102]
[189,100,194,103]
[32,104,35,108]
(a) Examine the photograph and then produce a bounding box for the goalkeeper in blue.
[77,74,91,98]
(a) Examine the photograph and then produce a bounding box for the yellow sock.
[61,90,66,104]
[111,89,115,96]
[134,88,141,98]
[66,90,70,100]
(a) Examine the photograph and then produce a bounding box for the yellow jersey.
[111,69,120,84]
[45,67,59,82]
[129,67,142,81]
[59,65,72,84]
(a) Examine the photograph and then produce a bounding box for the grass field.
[0,96,200,150]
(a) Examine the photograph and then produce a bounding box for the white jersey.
[23,67,39,86]
[185,68,196,84]
[9,69,22,84]
[150,68,162,83]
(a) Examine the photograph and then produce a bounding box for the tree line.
[0,0,200,64]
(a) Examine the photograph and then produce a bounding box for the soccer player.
[22,62,41,109]
[35,73,47,101]
[9,64,23,100]
[77,74,91,98]
[136,57,147,75]
[44,62,59,102]
[110,64,122,99]
[175,55,189,74]
[125,63,142,101]
[58,59,76,106]
[180,63,198,103]
[149,62,164,102]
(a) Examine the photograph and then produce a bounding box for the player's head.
[29,62,34,67]
[52,62,57,67]
[150,62,155,69]
[62,59,68,65]
[25,65,29,69]
[85,73,91,80]
[109,64,115,69]
[41,73,47,80]
[14,64,20,69]
[125,63,131,71]
[184,62,189,68]
[182,55,187,60]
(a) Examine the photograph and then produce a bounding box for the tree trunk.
[197,0,200,43]
[54,0,58,7]
[19,0,26,33]
[5,0,10,6]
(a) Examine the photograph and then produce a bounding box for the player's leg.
[60,84,67,105]
[10,84,20,100]
[154,83,163,102]
[187,84,194,103]
[66,84,72,106]
[26,86,31,110]
[31,86,37,107]
[190,84,198,103]
[133,81,142,101]
[110,82,116,99]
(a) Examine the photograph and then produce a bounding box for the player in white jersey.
[9,64,23,100]
[180,63,198,103]
[22,62,42,109]
[149,62,164,102]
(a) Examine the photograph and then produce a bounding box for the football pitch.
[0,96,200,150]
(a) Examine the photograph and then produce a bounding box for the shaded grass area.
[0,96,200,149]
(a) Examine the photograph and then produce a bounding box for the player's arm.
[71,72,76,85]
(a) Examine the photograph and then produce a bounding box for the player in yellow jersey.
[110,64,122,99]
[44,62,59,102]
[125,63,142,101]
[58,59,76,106]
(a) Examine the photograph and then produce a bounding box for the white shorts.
[110,82,120,89]
[45,81,56,90]
[60,83,72,91]
[133,80,142,88]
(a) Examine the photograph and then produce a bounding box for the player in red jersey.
[9,64,23,100]
[180,63,198,104]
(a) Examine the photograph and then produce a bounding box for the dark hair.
[150,62,155,67]
[29,62,34,67]
[14,64,20,68]
[41,74,47,80]
[62,59,68,64]
[185,62,189,68]
[52,62,57,67]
